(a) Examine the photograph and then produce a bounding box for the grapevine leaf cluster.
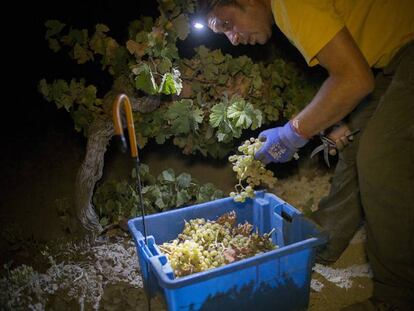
[159,211,277,277]
[178,46,318,124]
[40,0,319,156]
[228,138,277,202]
[38,79,103,133]
[92,164,223,226]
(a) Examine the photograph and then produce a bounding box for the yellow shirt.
[271,0,414,68]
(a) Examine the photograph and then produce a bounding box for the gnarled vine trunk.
[73,94,161,237]
[74,116,114,236]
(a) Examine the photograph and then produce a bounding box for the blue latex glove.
[255,121,309,164]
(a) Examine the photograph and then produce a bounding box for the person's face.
[207,0,273,46]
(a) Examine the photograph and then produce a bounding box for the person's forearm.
[293,72,373,137]
[291,27,375,138]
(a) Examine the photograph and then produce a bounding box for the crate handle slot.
[281,210,293,223]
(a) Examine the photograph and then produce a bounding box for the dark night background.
[1,1,309,246]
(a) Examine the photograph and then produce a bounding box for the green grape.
[228,138,277,202]
[159,211,278,278]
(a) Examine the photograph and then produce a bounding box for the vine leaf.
[134,63,158,95]
[159,68,182,95]
[73,43,94,64]
[227,98,262,129]
[197,183,223,203]
[158,58,172,74]
[159,169,176,183]
[45,20,66,38]
[126,40,148,58]
[209,103,227,128]
[176,173,192,189]
[176,189,190,206]
[166,100,203,134]
[227,99,253,129]
[172,14,189,41]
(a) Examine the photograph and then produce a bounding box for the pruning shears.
[310,129,360,167]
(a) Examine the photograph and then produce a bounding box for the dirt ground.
[273,170,372,311]
[0,140,373,310]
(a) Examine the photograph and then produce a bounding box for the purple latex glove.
[255,121,309,164]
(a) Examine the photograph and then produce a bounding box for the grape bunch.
[228,138,277,202]
[159,211,277,278]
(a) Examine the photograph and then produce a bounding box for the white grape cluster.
[159,212,277,277]
[228,138,277,202]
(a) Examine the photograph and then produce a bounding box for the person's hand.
[326,122,355,156]
[254,121,309,164]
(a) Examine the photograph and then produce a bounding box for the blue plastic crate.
[128,191,327,311]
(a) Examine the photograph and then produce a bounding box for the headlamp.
[193,21,205,29]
